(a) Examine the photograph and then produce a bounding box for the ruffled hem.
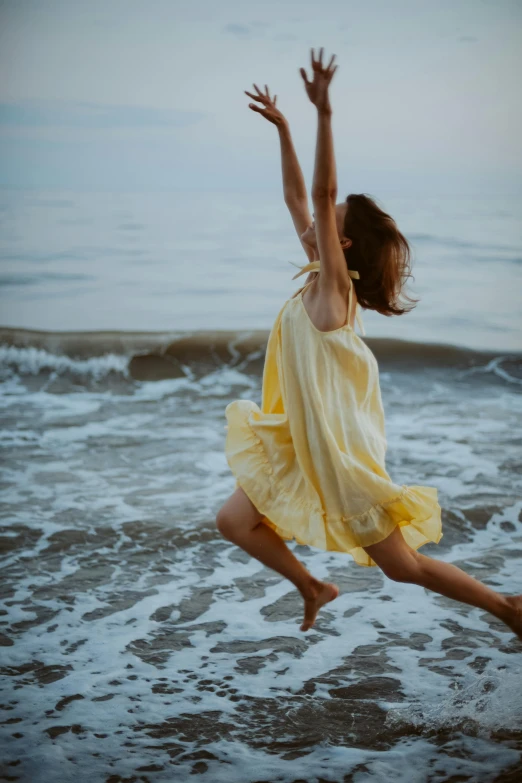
[224,400,443,568]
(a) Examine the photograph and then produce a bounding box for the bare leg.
[216,487,339,631]
[363,526,522,640]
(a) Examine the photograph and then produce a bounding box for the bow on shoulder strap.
[287,260,366,335]
[288,259,360,281]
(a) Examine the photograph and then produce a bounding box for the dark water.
[0,327,521,782]
[1,187,522,780]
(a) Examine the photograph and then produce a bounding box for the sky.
[0,0,521,194]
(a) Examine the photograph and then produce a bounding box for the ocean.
[1,187,521,782]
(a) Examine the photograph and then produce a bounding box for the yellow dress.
[224,260,443,567]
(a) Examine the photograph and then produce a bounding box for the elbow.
[312,188,337,203]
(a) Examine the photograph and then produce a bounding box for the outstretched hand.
[245,84,287,128]
[300,47,337,112]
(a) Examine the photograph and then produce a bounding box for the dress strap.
[288,260,366,336]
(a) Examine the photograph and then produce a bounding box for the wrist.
[317,106,332,117]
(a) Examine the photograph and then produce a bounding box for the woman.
[216,48,522,640]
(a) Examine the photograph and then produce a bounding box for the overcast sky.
[1,0,521,193]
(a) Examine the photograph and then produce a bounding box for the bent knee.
[215,508,234,537]
[216,507,247,540]
[380,550,422,582]
[363,527,422,581]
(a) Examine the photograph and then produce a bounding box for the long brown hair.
[343,193,419,316]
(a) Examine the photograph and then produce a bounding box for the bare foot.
[503,594,522,641]
[300,581,340,632]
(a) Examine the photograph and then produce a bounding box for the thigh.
[362,525,420,579]
[216,485,265,535]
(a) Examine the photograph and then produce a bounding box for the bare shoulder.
[302,277,356,331]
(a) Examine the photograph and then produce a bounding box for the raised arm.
[279,122,317,263]
[300,48,349,290]
[245,83,317,264]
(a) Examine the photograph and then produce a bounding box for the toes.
[300,582,340,632]
[303,611,316,630]
[301,604,316,632]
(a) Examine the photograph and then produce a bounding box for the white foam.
[0,344,130,379]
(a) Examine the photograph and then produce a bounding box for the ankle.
[495,594,518,623]
[299,576,323,599]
